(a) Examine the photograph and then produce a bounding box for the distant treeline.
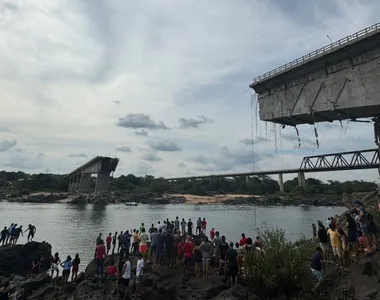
[0,170,377,196]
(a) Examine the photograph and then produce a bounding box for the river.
[0,202,346,267]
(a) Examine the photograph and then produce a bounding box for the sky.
[0,0,379,183]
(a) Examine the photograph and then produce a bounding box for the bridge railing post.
[278,173,284,193]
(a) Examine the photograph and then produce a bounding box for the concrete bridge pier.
[297,172,306,188]
[278,173,284,193]
[79,173,91,193]
[95,172,110,193]
[245,175,250,183]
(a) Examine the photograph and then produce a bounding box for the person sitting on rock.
[310,247,324,281]
[71,254,81,282]
[60,255,72,286]
[31,255,44,277]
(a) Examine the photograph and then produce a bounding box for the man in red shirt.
[239,233,247,247]
[183,236,193,278]
[95,240,106,277]
[106,261,117,280]
[209,228,215,241]
[106,233,112,255]
[201,218,207,234]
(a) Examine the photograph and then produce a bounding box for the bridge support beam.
[245,175,249,184]
[79,173,91,193]
[297,172,306,188]
[95,172,110,193]
[278,173,284,193]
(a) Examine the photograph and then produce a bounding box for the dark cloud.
[0,140,17,152]
[148,140,181,152]
[112,100,121,104]
[240,137,271,145]
[134,129,148,136]
[177,162,186,168]
[68,153,88,158]
[116,146,132,153]
[141,153,162,162]
[117,113,169,130]
[178,115,213,129]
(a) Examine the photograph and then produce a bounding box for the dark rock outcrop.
[7,193,68,203]
[0,242,52,275]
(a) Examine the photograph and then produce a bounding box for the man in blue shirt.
[311,247,324,281]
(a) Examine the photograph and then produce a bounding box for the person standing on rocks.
[60,255,72,286]
[138,228,149,257]
[318,223,332,262]
[71,254,81,282]
[106,233,112,255]
[0,226,7,245]
[187,219,193,235]
[135,252,144,295]
[148,224,155,239]
[112,232,118,254]
[199,236,212,280]
[183,235,194,279]
[149,228,158,263]
[155,229,164,266]
[120,256,131,300]
[312,223,317,240]
[225,242,239,290]
[13,225,23,244]
[6,223,14,244]
[201,218,207,234]
[213,231,221,268]
[174,217,180,232]
[24,224,36,242]
[196,218,202,235]
[96,233,102,245]
[118,231,123,253]
[180,218,186,236]
[95,240,106,278]
[50,252,61,279]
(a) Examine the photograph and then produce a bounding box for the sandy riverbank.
[169,193,257,204]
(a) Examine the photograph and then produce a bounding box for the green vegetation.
[244,228,315,299]
[0,170,377,196]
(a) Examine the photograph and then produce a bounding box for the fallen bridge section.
[64,156,119,194]
[250,22,380,126]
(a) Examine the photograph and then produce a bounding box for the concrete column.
[95,172,110,193]
[278,173,284,193]
[297,172,306,188]
[68,177,73,193]
[79,173,91,193]
[245,175,249,184]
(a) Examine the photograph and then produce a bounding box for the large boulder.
[0,242,52,275]
[22,273,51,298]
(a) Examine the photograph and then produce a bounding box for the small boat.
[125,202,138,206]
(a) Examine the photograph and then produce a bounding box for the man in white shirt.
[135,252,144,294]
[119,256,131,299]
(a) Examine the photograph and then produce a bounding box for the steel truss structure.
[300,148,380,172]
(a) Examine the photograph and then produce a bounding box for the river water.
[0,202,346,267]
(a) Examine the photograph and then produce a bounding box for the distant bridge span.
[166,148,380,192]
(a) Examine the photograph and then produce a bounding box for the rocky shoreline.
[0,242,252,300]
[0,191,346,206]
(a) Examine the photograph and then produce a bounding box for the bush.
[244,228,313,299]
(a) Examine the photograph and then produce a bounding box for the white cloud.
[0,0,379,182]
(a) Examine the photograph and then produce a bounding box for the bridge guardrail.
[251,22,380,85]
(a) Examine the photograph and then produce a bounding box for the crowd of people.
[310,200,378,281]
[0,224,37,245]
